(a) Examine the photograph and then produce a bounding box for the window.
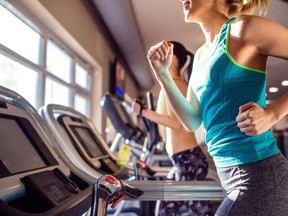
[0,5,41,64]
[0,2,93,117]
[0,53,38,107]
[74,63,91,117]
[46,40,72,83]
[75,94,90,116]
[75,63,91,90]
[45,77,70,106]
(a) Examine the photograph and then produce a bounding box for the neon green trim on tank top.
[225,20,266,74]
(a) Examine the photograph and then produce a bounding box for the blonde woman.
[146,0,288,215]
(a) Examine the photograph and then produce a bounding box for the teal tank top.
[191,18,280,167]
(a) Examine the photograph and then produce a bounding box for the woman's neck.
[199,14,229,44]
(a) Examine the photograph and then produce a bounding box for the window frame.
[0,1,96,118]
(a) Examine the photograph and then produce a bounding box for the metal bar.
[124,180,223,201]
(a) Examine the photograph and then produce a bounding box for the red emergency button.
[105,176,116,184]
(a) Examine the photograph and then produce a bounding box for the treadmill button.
[105,176,116,184]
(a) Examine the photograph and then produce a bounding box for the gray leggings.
[215,153,288,216]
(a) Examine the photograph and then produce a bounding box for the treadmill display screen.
[0,118,47,176]
[71,126,105,159]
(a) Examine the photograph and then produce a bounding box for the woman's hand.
[147,41,173,80]
[236,102,276,136]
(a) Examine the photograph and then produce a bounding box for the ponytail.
[228,0,268,16]
[180,51,194,83]
[169,41,195,83]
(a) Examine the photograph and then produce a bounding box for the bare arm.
[236,93,288,136]
[147,41,202,131]
[141,106,182,130]
[235,15,288,135]
[131,80,189,130]
[131,100,181,130]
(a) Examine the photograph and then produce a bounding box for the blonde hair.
[228,0,268,16]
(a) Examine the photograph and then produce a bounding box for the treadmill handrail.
[124,180,223,201]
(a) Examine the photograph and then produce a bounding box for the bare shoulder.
[233,14,272,27]
[231,15,266,37]
[232,15,282,38]
[231,14,288,58]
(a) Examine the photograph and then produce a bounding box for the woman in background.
[133,41,212,216]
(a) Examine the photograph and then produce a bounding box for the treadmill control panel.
[21,168,79,206]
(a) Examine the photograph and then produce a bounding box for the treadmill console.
[57,115,121,175]
[0,96,91,216]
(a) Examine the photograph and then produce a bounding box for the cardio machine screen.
[70,126,105,159]
[0,116,58,178]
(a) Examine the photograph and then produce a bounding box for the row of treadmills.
[0,85,223,216]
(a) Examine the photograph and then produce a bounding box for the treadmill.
[100,92,219,180]
[0,85,143,216]
[100,93,149,158]
[39,104,139,180]
[40,104,162,215]
[0,86,92,216]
